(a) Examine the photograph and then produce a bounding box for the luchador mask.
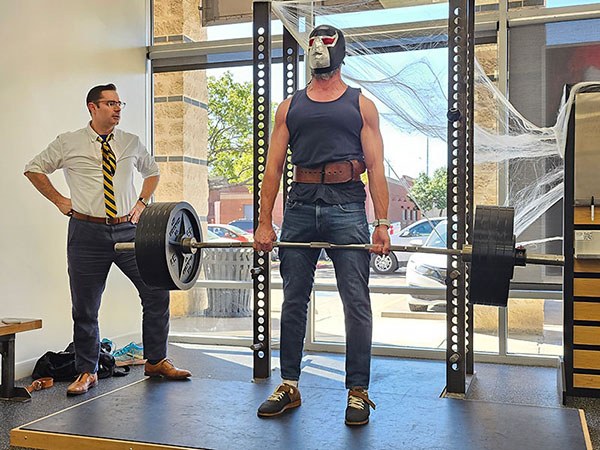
[308,25,346,74]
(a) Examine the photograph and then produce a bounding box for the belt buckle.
[105,217,112,225]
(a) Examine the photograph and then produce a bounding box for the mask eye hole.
[321,36,336,46]
[309,33,338,48]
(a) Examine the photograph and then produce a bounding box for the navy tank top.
[285,86,366,204]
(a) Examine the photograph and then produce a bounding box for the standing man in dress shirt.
[24,84,191,395]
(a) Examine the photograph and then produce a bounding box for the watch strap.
[372,218,391,228]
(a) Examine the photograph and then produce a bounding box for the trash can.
[202,248,253,317]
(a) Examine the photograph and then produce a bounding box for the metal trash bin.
[202,248,252,317]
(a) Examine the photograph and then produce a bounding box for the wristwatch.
[138,197,148,207]
[372,218,391,228]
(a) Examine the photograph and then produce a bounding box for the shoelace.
[348,394,366,410]
[268,385,293,402]
[268,391,287,402]
[348,390,376,410]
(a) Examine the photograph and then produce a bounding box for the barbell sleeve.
[520,253,564,266]
[115,242,135,252]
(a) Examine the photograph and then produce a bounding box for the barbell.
[113,202,564,307]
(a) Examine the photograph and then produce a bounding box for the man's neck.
[309,72,344,89]
[90,121,114,136]
[307,73,346,101]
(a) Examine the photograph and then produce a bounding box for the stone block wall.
[153,0,209,316]
[473,43,499,207]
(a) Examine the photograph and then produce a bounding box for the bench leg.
[0,334,32,402]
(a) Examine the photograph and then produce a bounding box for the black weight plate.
[135,202,202,290]
[470,206,516,307]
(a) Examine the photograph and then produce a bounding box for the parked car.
[228,219,254,234]
[405,220,448,312]
[370,217,445,274]
[208,224,253,242]
[206,229,237,242]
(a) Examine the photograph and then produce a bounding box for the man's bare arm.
[253,98,291,252]
[360,94,390,254]
[24,171,72,215]
[128,175,160,224]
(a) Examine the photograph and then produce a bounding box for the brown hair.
[86,84,117,105]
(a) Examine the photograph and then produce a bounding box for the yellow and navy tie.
[98,134,117,218]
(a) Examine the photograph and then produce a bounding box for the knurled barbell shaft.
[115,240,461,255]
[114,240,564,267]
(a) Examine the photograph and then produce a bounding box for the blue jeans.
[67,219,170,374]
[279,200,372,389]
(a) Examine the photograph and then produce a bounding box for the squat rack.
[250,0,475,396]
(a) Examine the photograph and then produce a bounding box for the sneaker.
[345,388,376,426]
[113,342,146,367]
[257,383,301,417]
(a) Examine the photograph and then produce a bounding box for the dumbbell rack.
[563,83,600,401]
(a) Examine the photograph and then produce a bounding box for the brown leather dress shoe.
[144,358,191,380]
[67,372,98,396]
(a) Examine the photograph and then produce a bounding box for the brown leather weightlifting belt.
[293,159,366,184]
[70,211,130,225]
[26,377,54,393]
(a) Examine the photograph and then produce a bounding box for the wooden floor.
[10,345,592,450]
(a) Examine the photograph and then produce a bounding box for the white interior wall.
[0,0,149,378]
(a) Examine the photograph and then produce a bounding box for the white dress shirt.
[25,123,159,217]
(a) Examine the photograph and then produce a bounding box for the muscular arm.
[253,99,291,252]
[24,171,72,215]
[359,94,390,254]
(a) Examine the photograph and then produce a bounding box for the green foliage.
[409,167,447,214]
[208,72,254,187]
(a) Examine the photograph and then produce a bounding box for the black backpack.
[32,342,129,381]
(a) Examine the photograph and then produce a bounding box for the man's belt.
[293,160,366,184]
[71,211,130,225]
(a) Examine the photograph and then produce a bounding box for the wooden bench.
[0,318,42,402]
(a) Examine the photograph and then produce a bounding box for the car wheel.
[408,303,429,312]
[370,253,398,274]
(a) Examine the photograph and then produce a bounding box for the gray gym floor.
[3,344,592,449]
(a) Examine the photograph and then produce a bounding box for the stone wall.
[473,43,499,207]
[153,0,209,316]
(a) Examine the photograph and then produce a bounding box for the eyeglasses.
[96,100,126,109]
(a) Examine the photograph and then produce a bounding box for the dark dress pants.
[67,218,170,374]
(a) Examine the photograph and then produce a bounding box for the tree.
[409,167,447,215]
[207,71,254,188]
[207,71,278,189]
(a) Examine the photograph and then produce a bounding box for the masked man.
[254,25,391,426]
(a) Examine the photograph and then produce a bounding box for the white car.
[208,224,253,242]
[206,229,238,242]
[405,220,448,312]
[370,217,445,274]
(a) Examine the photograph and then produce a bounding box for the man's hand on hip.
[55,197,73,216]
[128,201,146,224]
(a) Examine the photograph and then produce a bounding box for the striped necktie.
[98,134,117,218]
